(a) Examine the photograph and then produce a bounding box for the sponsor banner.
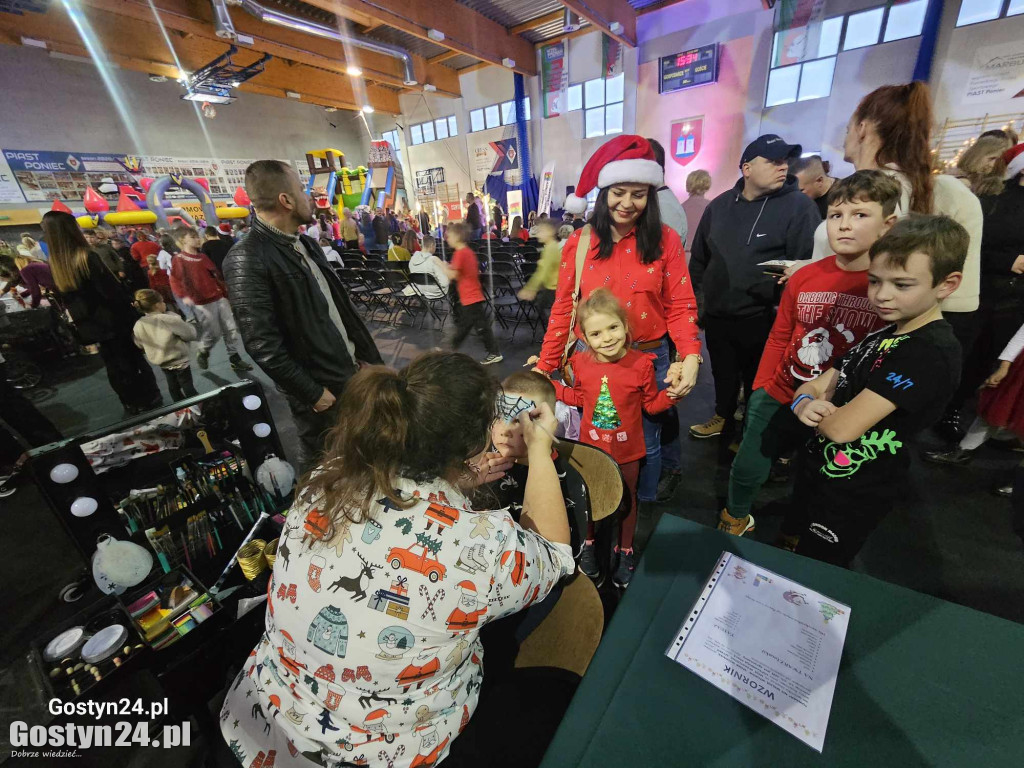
[506,189,523,222]
[471,137,519,178]
[537,161,556,216]
[963,40,1024,104]
[541,41,568,118]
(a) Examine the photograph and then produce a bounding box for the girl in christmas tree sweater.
[552,289,676,587]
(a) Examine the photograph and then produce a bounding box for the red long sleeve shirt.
[552,349,674,463]
[753,256,888,403]
[169,252,228,306]
[537,224,700,372]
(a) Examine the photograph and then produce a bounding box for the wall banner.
[471,137,520,177]
[537,161,556,216]
[542,41,568,118]
[670,117,704,167]
[963,40,1024,104]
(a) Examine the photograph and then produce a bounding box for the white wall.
[930,3,1024,125]
[0,44,368,207]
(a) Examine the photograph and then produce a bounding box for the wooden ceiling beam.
[427,49,461,65]
[0,8,400,113]
[560,0,637,48]
[74,0,460,96]
[510,10,564,35]
[298,0,539,76]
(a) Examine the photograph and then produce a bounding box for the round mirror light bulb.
[50,463,80,484]
[242,395,262,411]
[71,497,98,518]
[253,422,271,438]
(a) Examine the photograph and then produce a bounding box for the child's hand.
[795,398,837,428]
[464,450,515,488]
[519,402,558,453]
[518,288,537,301]
[984,361,1011,388]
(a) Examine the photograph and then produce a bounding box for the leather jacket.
[223,217,382,406]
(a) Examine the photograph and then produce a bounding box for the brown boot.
[717,508,755,537]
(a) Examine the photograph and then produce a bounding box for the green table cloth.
[540,515,1024,767]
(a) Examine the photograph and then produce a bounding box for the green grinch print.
[592,376,621,429]
[820,429,903,478]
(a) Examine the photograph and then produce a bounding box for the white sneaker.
[481,354,504,365]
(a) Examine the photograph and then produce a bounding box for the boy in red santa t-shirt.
[552,288,678,588]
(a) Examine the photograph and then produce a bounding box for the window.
[1010,0,1024,16]
[381,129,403,166]
[765,3,927,108]
[566,84,583,112]
[407,117,457,146]
[884,0,928,41]
[578,73,624,138]
[843,8,885,50]
[467,99,533,131]
[956,0,1005,25]
[484,105,500,129]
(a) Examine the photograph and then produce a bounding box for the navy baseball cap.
[740,134,802,167]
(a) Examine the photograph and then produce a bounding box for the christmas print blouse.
[753,257,889,404]
[804,319,960,487]
[552,349,675,464]
[220,476,574,768]
[537,224,701,373]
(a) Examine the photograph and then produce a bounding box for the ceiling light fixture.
[427,29,445,42]
[362,105,375,114]
[21,37,47,49]
[286,90,301,99]
[346,65,363,77]
[502,57,515,68]
[423,84,437,93]
[325,106,337,112]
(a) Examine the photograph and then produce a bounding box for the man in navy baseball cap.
[739,134,803,167]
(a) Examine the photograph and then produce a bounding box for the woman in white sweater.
[804,83,982,437]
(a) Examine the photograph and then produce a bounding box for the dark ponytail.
[298,352,499,542]
[855,81,934,214]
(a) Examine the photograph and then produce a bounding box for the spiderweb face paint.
[496,393,535,424]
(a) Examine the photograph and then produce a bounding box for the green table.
[540,516,1024,767]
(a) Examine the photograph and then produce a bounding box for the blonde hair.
[558,225,574,240]
[957,136,1011,197]
[686,169,711,195]
[21,234,37,249]
[577,288,629,336]
[133,288,164,312]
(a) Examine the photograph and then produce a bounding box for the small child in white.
[132,289,199,402]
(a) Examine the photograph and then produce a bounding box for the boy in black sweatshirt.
[688,134,820,439]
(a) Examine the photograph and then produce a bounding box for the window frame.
[955,0,1016,26]
[569,73,624,137]
[467,98,534,131]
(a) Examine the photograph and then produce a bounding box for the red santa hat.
[564,135,664,215]
[1004,143,1024,179]
[218,222,232,234]
[456,580,477,593]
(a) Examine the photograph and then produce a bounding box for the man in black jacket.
[224,160,382,471]
[688,134,819,439]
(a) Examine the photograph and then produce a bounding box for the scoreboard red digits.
[660,44,720,94]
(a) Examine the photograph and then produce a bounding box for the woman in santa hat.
[533,134,703,557]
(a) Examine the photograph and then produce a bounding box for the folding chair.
[355,268,397,323]
[380,270,419,326]
[342,257,365,269]
[485,274,536,339]
[488,260,521,288]
[335,268,372,316]
[407,273,451,330]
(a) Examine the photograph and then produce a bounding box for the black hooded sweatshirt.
[689,175,819,319]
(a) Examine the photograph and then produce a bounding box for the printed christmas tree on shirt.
[592,376,622,430]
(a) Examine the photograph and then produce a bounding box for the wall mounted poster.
[963,40,1024,104]
[542,41,568,118]
[471,137,519,177]
[0,153,22,204]
[670,117,704,167]
[506,189,523,222]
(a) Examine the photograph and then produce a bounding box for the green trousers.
[727,388,809,517]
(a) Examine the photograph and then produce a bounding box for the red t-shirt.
[753,256,889,403]
[131,240,161,265]
[552,349,674,464]
[451,247,484,306]
[147,268,171,291]
[538,225,700,372]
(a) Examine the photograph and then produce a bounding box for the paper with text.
[666,552,851,752]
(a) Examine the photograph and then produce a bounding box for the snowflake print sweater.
[537,224,701,373]
[220,476,573,768]
[552,349,675,464]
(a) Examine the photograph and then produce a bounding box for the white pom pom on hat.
[564,135,664,214]
[1004,143,1024,180]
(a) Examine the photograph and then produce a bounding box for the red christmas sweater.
[169,252,228,306]
[552,349,674,463]
[753,256,888,404]
[537,224,700,373]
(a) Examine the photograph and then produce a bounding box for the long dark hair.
[589,186,663,263]
[854,82,934,214]
[298,352,499,540]
[42,211,91,292]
